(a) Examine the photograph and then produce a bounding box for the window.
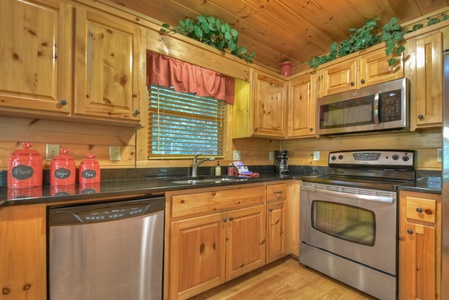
[148,85,226,158]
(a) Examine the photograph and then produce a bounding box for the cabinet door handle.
[60,99,68,105]
[360,79,366,84]
[418,114,424,120]
[309,127,313,131]
[407,229,414,235]
[269,208,273,212]
[223,218,227,222]
[416,207,423,213]
[350,81,355,86]
[229,217,234,221]
[134,109,140,115]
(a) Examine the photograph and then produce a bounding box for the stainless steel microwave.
[317,78,408,135]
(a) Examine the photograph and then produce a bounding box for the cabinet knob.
[418,114,424,120]
[2,287,10,295]
[223,218,227,222]
[416,207,423,213]
[350,82,355,86]
[407,229,414,235]
[309,127,313,131]
[360,79,366,84]
[134,109,140,115]
[254,128,258,132]
[60,99,68,105]
[229,217,234,221]
[269,208,273,212]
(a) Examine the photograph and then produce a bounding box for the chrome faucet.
[192,154,215,177]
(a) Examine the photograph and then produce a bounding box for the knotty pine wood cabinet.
[0,204,47,300]
[405,27,449,130]
[398,191,441,300]
[287,71,323,138]
[166,184,267,299]
[0,0,142,125]
[252,71,287,138]
[266,183,287,262]
[322,46,404,96]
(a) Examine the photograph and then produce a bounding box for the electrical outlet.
[313,151,320,161]
[46,144,60,160]
[437,148,442,162]
[110,146,121,161]
[269,151,274,160]
[233,150,241,160]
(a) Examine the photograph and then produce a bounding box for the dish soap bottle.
[215,161,221,176]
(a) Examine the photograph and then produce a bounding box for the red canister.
[8,142,43,188]
[50,148,76,185]
[78,153,100,184]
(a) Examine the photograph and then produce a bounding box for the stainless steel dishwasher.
[48,196,165,300]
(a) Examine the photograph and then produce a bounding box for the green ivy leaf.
[194,26,202,38]
[387,58,397,66]
[428,17,441,26]
[412,24,424,31]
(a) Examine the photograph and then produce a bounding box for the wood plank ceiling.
[110,0,449,73]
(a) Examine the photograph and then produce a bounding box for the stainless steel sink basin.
[171,177,248,185]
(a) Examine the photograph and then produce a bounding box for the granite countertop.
[0,168,441,207]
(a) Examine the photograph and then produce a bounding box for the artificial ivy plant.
[160,15,256,63]
[308,14,449,69]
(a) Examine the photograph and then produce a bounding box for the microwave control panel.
[379,89,402,122]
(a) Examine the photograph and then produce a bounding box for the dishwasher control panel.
[75,204,150,222]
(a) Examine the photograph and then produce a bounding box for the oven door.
[300,182,397,275]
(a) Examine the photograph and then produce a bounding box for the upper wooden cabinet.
[73,7,142,122]
[405,29,447,130]
[287,71,323,138]
[0,0,142,125]
[323,46,404,96]
[252,71,287,138]
[0,0,71,115]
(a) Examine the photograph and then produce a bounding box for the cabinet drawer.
[171,186,266,219]
[267,184,287,202]
[405,196,436,223]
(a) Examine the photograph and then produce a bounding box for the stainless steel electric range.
[300,150,416,300]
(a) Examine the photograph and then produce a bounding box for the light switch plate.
[269,151,274,160]
[437,148,442,162]
[110,146,121,161]
[233,150,241,160]
[313,151,320,161]
[46,144,60,160]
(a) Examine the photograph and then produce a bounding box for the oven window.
[312,200,376,246]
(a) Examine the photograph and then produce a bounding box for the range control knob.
[392,154,399,160]
[402,155,410,162]
[331,156,337,161]
[338,155,344,160]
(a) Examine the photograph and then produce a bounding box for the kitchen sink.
[171,177,248,185]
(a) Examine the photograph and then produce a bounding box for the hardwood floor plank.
[188,256,377,300]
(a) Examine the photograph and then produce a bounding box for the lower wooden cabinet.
[399,191,441,300]
[0,204,47,300]
[266,183,288,262]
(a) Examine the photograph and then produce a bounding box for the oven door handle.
[301,186,395,203]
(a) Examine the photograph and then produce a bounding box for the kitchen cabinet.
[323,46,404,95]
[251,71,287,138]
[287,71,322,138]
[167,185,266,299]
[73,5,142,123]
[0,0,71,116]
[0,204,47,300]
[266,183,287,262]
[398,191,441,300]
[405,30,444,130]
[0,0,142,125]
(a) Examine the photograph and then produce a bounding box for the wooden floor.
[189,256,378,300]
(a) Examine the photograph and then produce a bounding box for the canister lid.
[52,148,74,162]
[10,142,42,159]
[80,153,99,166]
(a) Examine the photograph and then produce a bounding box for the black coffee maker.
[274,150,289,176]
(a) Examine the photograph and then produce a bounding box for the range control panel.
[329,150,415,167]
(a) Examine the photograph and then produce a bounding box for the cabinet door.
[169,212,226,300]
[226,205,266,280]
[404,222,436,300]
[0,0,71,114]
[359,47,403,87]
[252,72,286,137]
[0,204,47,300]
[74,7,141,122]
[288,73,317,137]
[267,201,286,262]
[411,32,443,129]
[323,59,357,95]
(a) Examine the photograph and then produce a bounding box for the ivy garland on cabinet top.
[160,15,256,63]
[308,14,449,69]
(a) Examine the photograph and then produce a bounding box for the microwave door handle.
[373,93,380,124]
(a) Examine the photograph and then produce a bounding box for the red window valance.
[146,51,235,104]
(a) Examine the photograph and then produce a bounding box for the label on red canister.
[11,165,34,180]
[81,169,97,179]
[54,168,72,179]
